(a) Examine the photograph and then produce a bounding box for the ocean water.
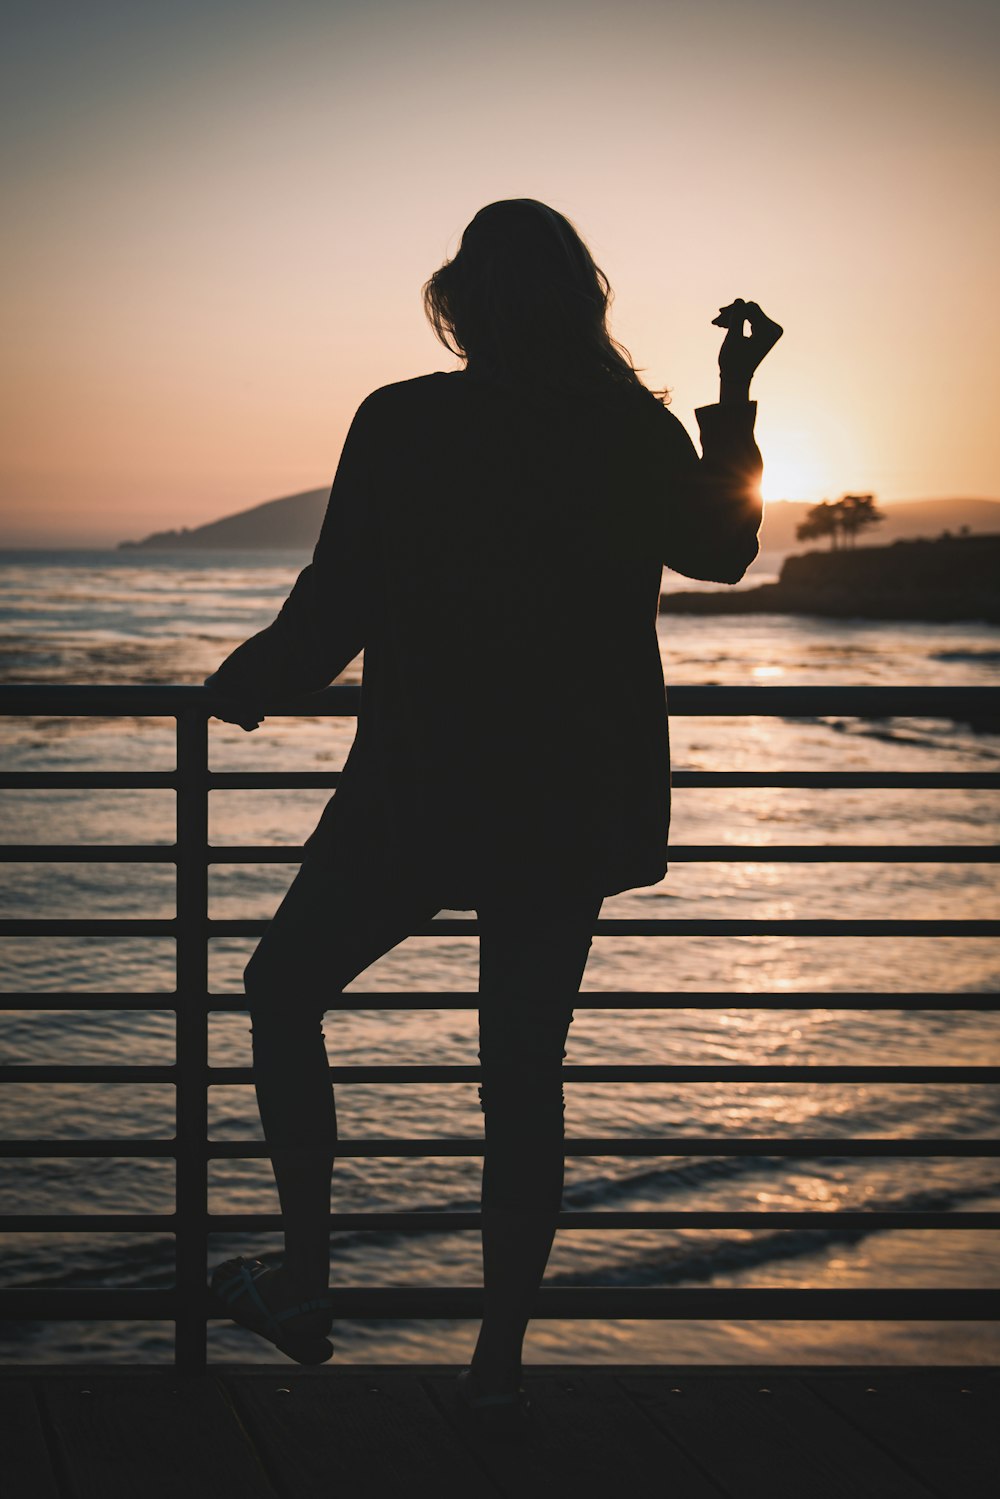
[0,548,998,1368]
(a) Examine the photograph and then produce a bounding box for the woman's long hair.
[423,199,667,408]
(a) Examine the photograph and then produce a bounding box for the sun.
[760,447,828,505]
[754,417,837,504]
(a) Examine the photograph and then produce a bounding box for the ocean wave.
[548,1176,1000,1288]
[932,649,1000,664]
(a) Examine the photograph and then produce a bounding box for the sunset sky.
[2,0,998,546]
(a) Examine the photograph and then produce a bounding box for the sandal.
[454,1368,532,1432]
[210,1256,334,1365]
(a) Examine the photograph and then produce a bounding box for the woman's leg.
[242,828,440,1302]
[470,887,603,1391]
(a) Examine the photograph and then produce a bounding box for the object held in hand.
[712,299,749,330]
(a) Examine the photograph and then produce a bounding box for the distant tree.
[796,494,885,550]
[837,493,883,548]
[796,501,842,550]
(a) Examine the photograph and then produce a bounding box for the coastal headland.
[660,533,1000,624]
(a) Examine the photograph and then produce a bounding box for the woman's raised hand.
[713,299,783,399]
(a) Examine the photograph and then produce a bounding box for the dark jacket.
[211,370,763,907]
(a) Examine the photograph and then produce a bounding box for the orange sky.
[2,0,998,546]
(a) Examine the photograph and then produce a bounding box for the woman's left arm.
[205,393,381,728]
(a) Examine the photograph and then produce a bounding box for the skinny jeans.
[243,824,603,1216]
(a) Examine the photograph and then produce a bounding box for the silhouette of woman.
[205,199,781,1413]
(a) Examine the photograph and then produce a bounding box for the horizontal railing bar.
[211,918,1000,938]
[3,842,997,865]
[213,841,995,865]
[2,770,997,792]
[3,1211,1000,1235]
[0,685,360,717]
[2,683,996,718]
[6,918,998,938]
[220,1062,1000,1083]
[206,990,1000,1011]
[211,1135,1000,1158]
[0,1286,997,1320]
[1,991,997,1011]
[207,771,340,788]
[239,1286,1000,1320]
[3,1062,999,1084]
[3,1136,999,1159]
[195,769,1000,791]
[3,1063,998,1084]
[212,1210,1000,1230]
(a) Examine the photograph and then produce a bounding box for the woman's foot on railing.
[210,1256,334,1364]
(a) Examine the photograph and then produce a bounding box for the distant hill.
[119,488,328,550]
[120,487,1000,553]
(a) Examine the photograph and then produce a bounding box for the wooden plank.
[616,1372,937,1499]
[0,1381,61,1499]
[805,1372,1000,1499]
[422,1369,723,1498]
[226,1368,498,1499]
[41,1374,276,1499]
[17,1364,1000,1499]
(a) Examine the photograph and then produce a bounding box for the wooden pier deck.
[5,1364,997,1499]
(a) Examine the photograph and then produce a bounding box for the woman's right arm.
[205,391,384,727]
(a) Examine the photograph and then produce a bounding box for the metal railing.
[1,683,998,1371]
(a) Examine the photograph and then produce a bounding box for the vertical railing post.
[174,706,209,1371]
